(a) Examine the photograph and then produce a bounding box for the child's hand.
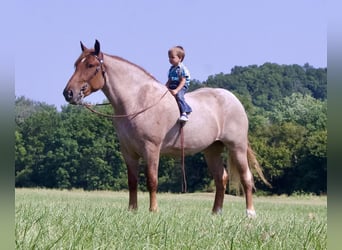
[169,89,178,96]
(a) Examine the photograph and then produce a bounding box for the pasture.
[15,189,326,249]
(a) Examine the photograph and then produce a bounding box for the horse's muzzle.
[63,88,74,103]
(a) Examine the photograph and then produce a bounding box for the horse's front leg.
[124,154,140,211]
[144,149,161,212]
[127,166,138,210]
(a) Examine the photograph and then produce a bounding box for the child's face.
[168,51,181,66]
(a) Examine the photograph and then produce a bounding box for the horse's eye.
[87,63,95,68]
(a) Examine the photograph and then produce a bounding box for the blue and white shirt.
[168,63,191,89]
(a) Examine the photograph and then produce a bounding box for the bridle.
[79,53,107,99]
[92,54,106,84]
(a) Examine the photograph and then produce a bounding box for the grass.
[15,189,327,249]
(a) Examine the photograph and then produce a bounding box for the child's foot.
[179,113,189,122]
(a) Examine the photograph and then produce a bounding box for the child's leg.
[176,88,192,114]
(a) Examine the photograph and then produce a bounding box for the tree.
[15,104,61,187]
[250,122,307,192]
[269,93,327,132]
[251,93,327,194]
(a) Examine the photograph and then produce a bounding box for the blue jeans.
[174,86,192,115]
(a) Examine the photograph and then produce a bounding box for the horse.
[63,40,270,217]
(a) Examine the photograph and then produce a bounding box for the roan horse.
[63,40,270,217]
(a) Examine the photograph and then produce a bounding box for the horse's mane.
[74,50,160,83]
[108,54,160,83]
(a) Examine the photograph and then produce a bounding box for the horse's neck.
[102,54,165,114]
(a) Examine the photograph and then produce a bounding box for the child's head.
[168,46,185,62]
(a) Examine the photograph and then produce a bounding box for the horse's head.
[63,40,106,104]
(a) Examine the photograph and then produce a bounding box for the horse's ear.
[94,40,100,56]
[80,41,87,52]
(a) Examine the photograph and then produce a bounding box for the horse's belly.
[160,144,210,157]
[160,126,218,156]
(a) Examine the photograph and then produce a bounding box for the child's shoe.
[179,113,189,122]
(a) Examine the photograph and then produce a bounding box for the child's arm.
[165,79,171,88]
[170,77,186,96]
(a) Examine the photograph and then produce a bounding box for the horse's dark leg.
[144,148,160,212]
[124,154,140,211]
[204,142,228,214]
[230,147,256,217]
[127,165,139,210]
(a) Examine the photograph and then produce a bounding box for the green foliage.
[15,63,326,194]
[269,93,327,131]
[192,63,327,110]
[249,93,327,194]
[15,96,57,125]
[15,101,126,191]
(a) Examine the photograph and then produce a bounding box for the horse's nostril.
[63,89,73,101]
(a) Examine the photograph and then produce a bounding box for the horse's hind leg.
[204,142,228,214]
[229,146,256,217]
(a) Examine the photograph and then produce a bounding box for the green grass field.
[15,189,326,249]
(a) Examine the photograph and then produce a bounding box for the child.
[165,46,192,122]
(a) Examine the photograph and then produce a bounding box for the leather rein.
[82,90,169,119]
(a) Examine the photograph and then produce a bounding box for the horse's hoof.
[212,208,223,215]
[149,208,159,213]
[246,209,256,218]
[128,206,138,213]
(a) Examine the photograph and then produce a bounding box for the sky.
[15,0,327,110]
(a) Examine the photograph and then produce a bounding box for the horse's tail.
[246,143,272,188]
[228,142,271,194]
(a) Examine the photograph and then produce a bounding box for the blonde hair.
[168,46,186,62]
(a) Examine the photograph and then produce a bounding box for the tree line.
[15,63,327,195]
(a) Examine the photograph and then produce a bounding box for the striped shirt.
[168,63,191,89]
